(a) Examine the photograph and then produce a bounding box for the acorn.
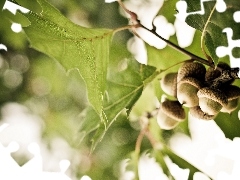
[221,85,240,113]
[157,99,185,130]
[177,61,206,82]
[160,72,177,97]
[205,62,234,85]
[197,87,228,115]
[177,77,203,107]
[189,106,216,120]
[205,67,221,82]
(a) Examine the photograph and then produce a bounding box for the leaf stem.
[200,3,216,65]
[113,24,141,34]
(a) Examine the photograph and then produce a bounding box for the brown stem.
[145,130,163,150]
[117,0,215,68]
[135,126,147,154]
[113,24,141,34]
[138,24,215,68]
[117,0,138,23]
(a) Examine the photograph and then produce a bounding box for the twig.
[116,0,215,68]
[138,24,215,68]
[135,126,147,154]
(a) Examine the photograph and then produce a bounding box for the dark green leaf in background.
[0,0,6,10]
[215,107,240,140]
[232,47,240,59]
[184,0,240,64]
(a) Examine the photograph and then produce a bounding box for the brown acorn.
[177,77,203,107]
[205,67,221,82]
[197,87,228,115]
[157,99,185,130]
[221,85,240,113]
[177,61,206,82]
[160,72,177,97]
[205,62,234,85]
[189,106,216,120]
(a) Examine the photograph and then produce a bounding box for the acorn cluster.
[157,61,240,130]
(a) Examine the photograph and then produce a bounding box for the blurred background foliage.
[0,1,141,179]
[0,0,231,179]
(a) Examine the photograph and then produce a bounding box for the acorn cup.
[160,72,177,97]
[177,77,203,107]
[197,87,228,115]
[205,67,221,82]
[177,61,206,82]
[205,62,231,82]
[205,62,234,86]
[157,99,185,130]
[189,106,216,120]
[221,85,240,113]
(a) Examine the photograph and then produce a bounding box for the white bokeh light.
[80,175,92,180]
[138,153,169,180]
[0,44,8,51]
[11,23,22,33]
[127,36,147,64]
[3,0,29,14]
[233,11,240,23]
[174,1,196,48]
[216,28,240,70]
[0,104,76,180]
[169,113,240,180]
[105,0,118,3]
[216,0,227,13]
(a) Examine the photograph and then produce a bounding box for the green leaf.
[2,9,30,27]
[184,0,240,63]
[175,114,191,137]
[162,146,213,180]
[78,107,100,143]
[232,47,240,59]
[21,0,113,121]
[92,60,157,148]
[1,0,6,10]
[215,108,240,140]
[105,59,157,116]
[147,44,186,72]
[80,59,158,150]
